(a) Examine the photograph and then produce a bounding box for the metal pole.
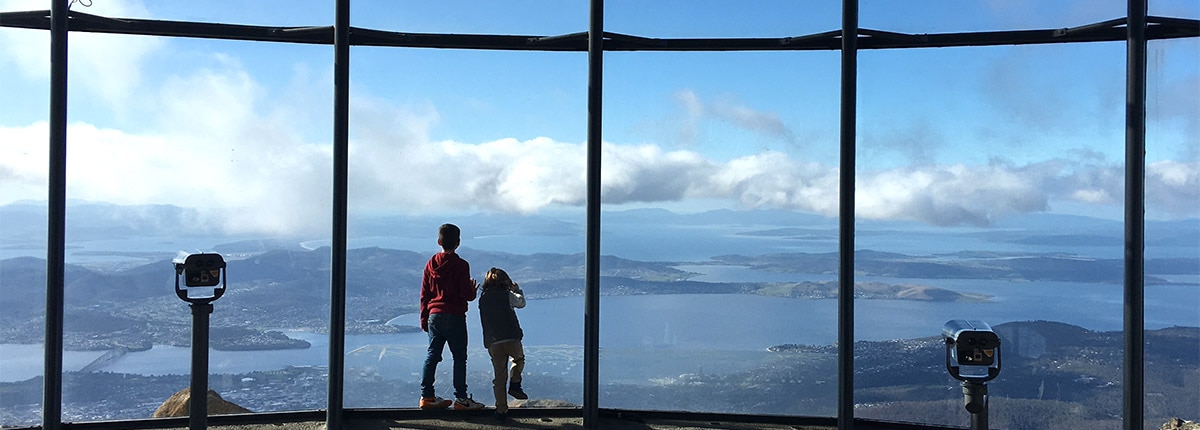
[189,303,213,430]
[837,1,858,429]
[583,0,604,427]
[1123,1,1147,429]
[971,409,988,430]
[328,0,350,428]
[44,2,69,429]
[963,381,988,430]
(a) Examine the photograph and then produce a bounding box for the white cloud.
[857,163,1049,226]
[703,152,838,214]
[668,89,798,148]
[1,7,1195,234]
[0,61,335,236]
[346,133,590,215]
[5,100,1200,234]
[1147,160,1200,217]
[72,30,162,109]
[707,95,794,144]
[0,122,50,200]
[0,0,162,109]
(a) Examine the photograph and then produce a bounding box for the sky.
[0,0,1197,236]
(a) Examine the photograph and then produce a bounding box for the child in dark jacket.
[478,267,528,420]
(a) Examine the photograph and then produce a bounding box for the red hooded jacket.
[419,252,477,329]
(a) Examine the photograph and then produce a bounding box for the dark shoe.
[493,411,509,422]
[507,383,528,400]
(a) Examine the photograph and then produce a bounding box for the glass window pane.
[599,49,841,417]
[0,182,48,427]
[343,47,588,409]
[64,0,333,27]
[354,0,587,35]
[3,0,1197,427]
[854,40,1140,428]
[1150,0,1200,19]
[862,0,1125,33]
[607,0,839,38]
[859,0,1128,34]
[1,13,50,428]
[1144,37,1200,430]
[29,30,332,422]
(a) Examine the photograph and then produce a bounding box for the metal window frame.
[4,1,1192,429]
[2,9,1196,49]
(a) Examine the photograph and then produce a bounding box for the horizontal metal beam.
[0,10,333,43]
[351,27,586,51]
[1,10,1196,52]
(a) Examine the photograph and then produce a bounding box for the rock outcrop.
[1163,418,1200,430]
[152,388,252,418]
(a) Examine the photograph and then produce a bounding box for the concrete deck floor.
[194,416,835,430]
[143,417,887,430]
[124,410,945,430]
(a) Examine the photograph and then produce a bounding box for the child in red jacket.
[418,223,485,410]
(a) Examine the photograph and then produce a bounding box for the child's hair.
[482,267,513,290]
[438,223,461,249]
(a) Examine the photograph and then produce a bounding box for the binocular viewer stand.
[943,319,1002,430]
[174,253,227,430]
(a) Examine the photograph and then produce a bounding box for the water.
[2,214,1196,383]
[4,278,1196,382]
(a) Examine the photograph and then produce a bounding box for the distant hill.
[604,207,833,227]
[711,250,1197,284]
[0,201,217,241]
[739,321,1199,429]
[7,201,1193,245]
[10,244,1134,349]
[2,202,1196,351]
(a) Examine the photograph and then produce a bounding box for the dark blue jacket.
[479,287,524,347]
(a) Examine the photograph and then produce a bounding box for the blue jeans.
[421,313,469,399]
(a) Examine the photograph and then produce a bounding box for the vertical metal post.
[44,2,69,430]
[583,0,604,427]
[328,0,350,429]
[1123,1,1147,429]
[963,381,989,430]
[837,1,858,429]
[189,303,213,430]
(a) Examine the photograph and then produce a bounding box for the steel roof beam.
[2,10,1195,52]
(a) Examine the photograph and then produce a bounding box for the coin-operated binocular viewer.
[174,253,227,430]
[943,319,1001,430]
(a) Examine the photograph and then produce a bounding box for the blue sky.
[0,0,1197,235]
